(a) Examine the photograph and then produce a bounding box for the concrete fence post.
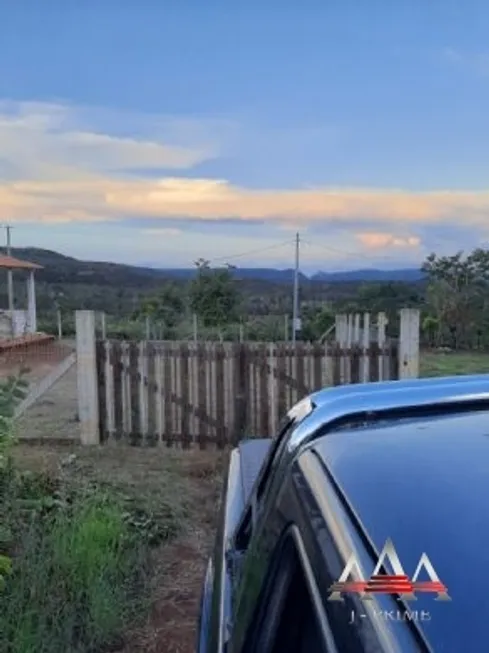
[76,310,100,445]
[57,309,62,339]
[376,312,387,381]
[362,312,370,382]
[100,311,106,340]
[353,313,361,344]
[399,308,420,379]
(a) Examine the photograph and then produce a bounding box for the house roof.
[0,255,42,270]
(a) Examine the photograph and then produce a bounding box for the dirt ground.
[16,362,80,441]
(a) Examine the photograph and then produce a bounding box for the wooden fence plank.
[258,343,269,436]
[139,341,148,441]
[268,343,278,436]
[350,345,361,384]
[180,343,191,448]
[96,341,107,441]
[312,342,323,392]
[163,343,173,445]
[155,350,163,443]
[234,343,248,442]
[111,342,123,438]
[332,344,341,386]
[104,341,115,436]
[276,344,287,419]
[389,342,399,381]
[122,342,131,435]
[215,343,226,448]
[369,343,380,382]
[147,342,158,444]
[197,343,208,448]
[295,343,305,400]
[129,342,141,443]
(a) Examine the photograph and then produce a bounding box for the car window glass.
[245,537,328,653]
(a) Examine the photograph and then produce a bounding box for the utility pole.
[292,232,300,344]
[4,225,13,312]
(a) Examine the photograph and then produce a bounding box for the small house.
[0,255,42,339]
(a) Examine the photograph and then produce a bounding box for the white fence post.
[399,308,420,379]
[76,310,100,445]
[57,309,62,339]
[362,312,370,382]
[353,313,361,344]
[100,311,107,340]
[376,312,387,381]
[335,314,348,383]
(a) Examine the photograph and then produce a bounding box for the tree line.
[126,248,489,349]
[28,247,489,349]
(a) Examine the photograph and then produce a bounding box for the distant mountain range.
[7,247,425,285]
[140,262,425,283]
[310,268,425,282]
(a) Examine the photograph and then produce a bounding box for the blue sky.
[0,2,488,271]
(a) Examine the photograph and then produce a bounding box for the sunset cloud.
[3,174,489,231]
[356,232,421,249]
[1,100,489,238]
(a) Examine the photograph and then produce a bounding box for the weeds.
[0,487,148,653]
[0,375,186,653]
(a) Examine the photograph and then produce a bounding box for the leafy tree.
[422,248,489,348]
[188,259,241,333]
[301,306,335,341]
[135,283,186,328]
[421,315,439,348]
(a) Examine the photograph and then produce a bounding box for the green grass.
[1,482,140,653]
[0,447,190,653]
[420,350,489,378]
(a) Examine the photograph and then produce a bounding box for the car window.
[268,559,325,653]
[243,535,328,653]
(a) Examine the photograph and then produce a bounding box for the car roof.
[312,408,489,652]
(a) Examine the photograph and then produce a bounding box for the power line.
[206,239,293,264]
[300,237,413,262]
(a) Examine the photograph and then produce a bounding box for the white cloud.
[1,99,489,249]
[0,100,217,183]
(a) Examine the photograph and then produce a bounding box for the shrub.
[0,375,28,592]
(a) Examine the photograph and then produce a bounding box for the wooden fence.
[95,340,398,447]
[75,309,420,447]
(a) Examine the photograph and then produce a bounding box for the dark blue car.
[197,374,489,652]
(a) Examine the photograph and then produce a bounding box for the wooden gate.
[96,340,399,448]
